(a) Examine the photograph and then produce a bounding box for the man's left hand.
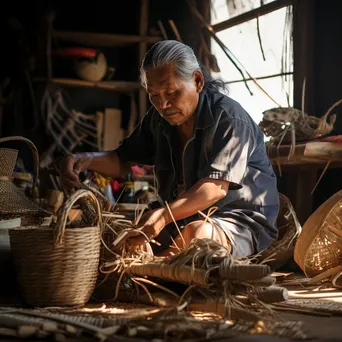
[126,208,167,247]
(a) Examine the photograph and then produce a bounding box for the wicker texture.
[0,136,51,221]
[9,189,103,307]
[294,190,342,277]
[0,148,17,176]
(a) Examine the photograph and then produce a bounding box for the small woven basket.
[294,190,342,277]
[257,193,302,270]
[260,99,341,144]
[9,189,103,307]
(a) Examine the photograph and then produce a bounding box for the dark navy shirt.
[116,88,280,252]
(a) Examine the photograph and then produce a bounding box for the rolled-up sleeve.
[201,113,256,190]
[115,109,155,165]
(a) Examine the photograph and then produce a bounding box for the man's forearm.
[162,179,229,224]
[74,151,131,178]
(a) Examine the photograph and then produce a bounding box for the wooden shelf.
[35,78,141,92]
[53,30,162,47]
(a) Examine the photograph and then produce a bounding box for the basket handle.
[53,189,103,246]
[320,99,342,123]
[0,136,39,198]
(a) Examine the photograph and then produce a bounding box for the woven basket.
[260,99,341,144]
[257,193,302,270]
[294,190,342,278]
[0,136,51,225]
[9,189,103,307]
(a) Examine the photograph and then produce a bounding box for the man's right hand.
[58,153,93,192]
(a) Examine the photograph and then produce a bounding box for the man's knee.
[182,220,230,249]
[183,220,217,242]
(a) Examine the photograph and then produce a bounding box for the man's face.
[145,64,202,126]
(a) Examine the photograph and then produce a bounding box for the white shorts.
[210,217,255,257]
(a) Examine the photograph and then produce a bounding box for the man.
[59,40,279,258]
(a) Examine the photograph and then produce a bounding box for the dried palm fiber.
[256,193,302,270]
[0,136,52,225]
[70,182,151,299]
[9,189,103,307]
[260,99,342,145]
[76,187,290,323]
[105,236,291,322]
[294,190,342,284]
[123,238,272,284]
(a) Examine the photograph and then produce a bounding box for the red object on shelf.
[111,180,124,193]
[318,135,342,142]
[52,47,97,59]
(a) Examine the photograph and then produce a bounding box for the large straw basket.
[0,136,51,225]
[294,190,342,277]
[9,189,103,307]
[258,193,302,270]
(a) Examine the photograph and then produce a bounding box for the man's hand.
[58,153,93,192]
[126,208,168,247]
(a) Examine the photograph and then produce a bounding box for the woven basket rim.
[10,225,100,231]
[294,189,342,275]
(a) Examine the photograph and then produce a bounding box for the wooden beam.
[35,78,141,92]
[293,0,315,115]
[212,0,293,32]
[139,0,149,120]
[225,72,293,85]
[53,30,161,47]
[267,141,342,165]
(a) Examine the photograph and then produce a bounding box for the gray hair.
[140,40,228,92]
[140,40,200,87]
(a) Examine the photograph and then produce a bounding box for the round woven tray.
[9,189,103,307]
[294,190,342,277]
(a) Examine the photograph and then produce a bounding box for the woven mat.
[271,279,342,316]
[0,301,308,341]
[285,298,342,315]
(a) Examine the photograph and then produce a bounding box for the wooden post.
[139,0,149,120]
[0,84,3,136]
[293,0,315,114]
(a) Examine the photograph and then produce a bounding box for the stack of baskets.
[0,136,52,292]
[9,189,103,306]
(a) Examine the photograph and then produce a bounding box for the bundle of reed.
[101,235,291,323]
[74,186,290,323]
[256,193,302,270]
[73,182,155,299]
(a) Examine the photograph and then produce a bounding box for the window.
[210,0,293,126]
